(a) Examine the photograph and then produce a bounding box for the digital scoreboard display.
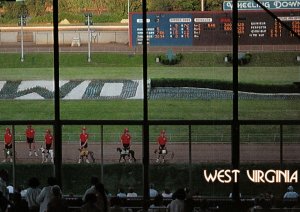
[129,11,300,47]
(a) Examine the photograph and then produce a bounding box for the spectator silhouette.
[283,185,299,208]
[116,188,127,199]
[167,188,186,212]
[127,187,138,198]
[37,177,57,212]
[82,176,99,202]
[148,194,166,212]
[80,192,101,212]
[0,169,9,200]
[149,184,158,198]
[284,186,299,199]
[94,182,109,212]
[8,191,29,212]
[184,187,194,212]
[0,191,9,212]
[25,177,41,212]
[161,188,172,198]
[47,185,68,212]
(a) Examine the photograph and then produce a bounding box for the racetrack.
[3,142,300,164]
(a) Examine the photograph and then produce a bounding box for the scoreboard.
[129,11,300,47]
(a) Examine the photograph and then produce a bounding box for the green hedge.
[158,53,183,65]
[226,53,252,65]
[151,78,300,93]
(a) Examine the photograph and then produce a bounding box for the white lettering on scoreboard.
[169,18,192,23]
[194,18,213,23]
[136,19,150,23]
[279,16,300,21]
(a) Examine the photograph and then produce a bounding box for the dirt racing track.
[3,142,300,164]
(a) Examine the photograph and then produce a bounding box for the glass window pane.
[0,1,54,120]
[238,10,300,120]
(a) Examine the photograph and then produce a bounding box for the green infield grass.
[0,52,299,141]
[0,99,299,142]
[1,66,299,84]
[0,99,299,121]
[0,52,299,85]
[0,52,299,68]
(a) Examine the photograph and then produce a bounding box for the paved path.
[2,142,300,164]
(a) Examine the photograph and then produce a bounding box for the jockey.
[157,130,167,151]
[79,127,89,163]
[120,128,131,151]
[3,128,13,163]
[44,129,53,152]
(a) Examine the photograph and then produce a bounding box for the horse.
[154,147,174,163]
[117,147,136,163]
[38,146,54,163]
[78,148,95,163]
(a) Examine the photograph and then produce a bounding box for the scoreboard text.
[129,11,300,47]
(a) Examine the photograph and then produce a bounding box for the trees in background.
[147,0,201,11]
[0,0,222,23]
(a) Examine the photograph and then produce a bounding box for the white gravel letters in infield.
[15,92,44,100]
[63,80,91,99]
[100,83,123,97]
[129,80,144,99]
[0,81,5,92]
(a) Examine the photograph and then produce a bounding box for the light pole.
[18,14,26,62]
[128,0,130,17]
[85,13,93,62]
[128,0,130,44]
